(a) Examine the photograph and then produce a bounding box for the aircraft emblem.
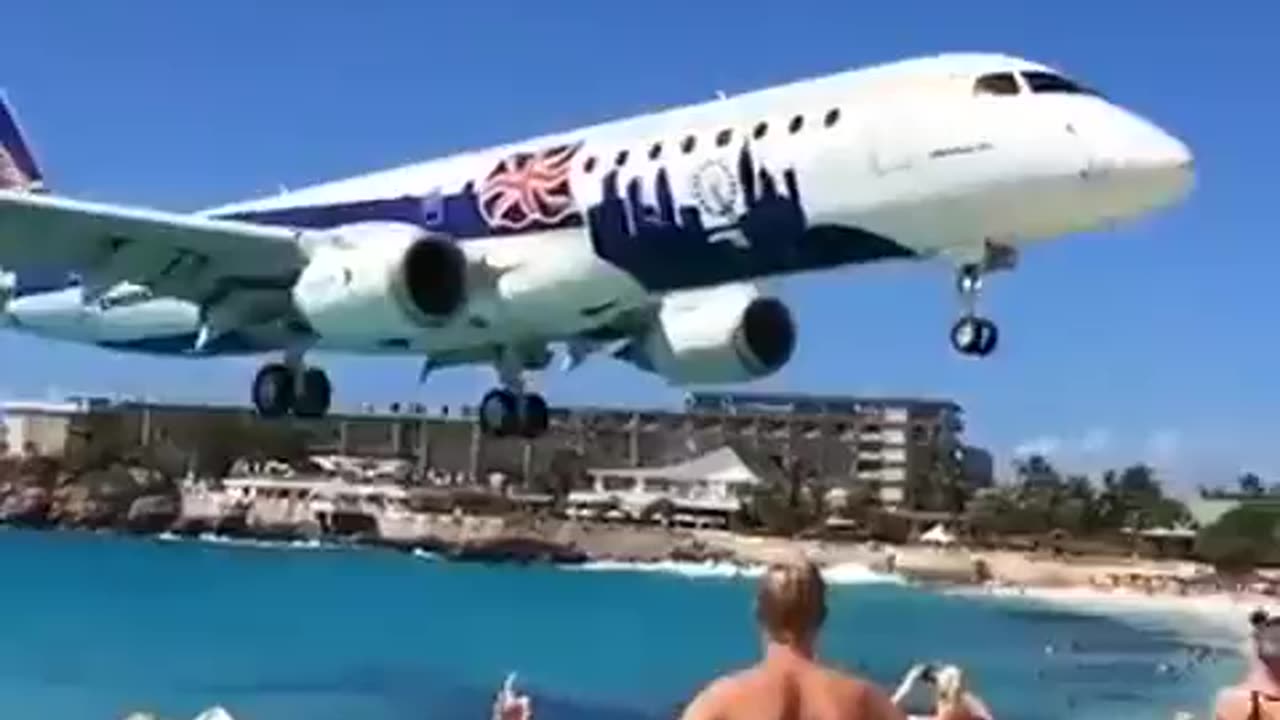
[690,159,740,219]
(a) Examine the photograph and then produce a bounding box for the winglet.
[0,92,46,193]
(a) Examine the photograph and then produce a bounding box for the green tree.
[1238,472,1265,496]
[1195,504,1280,573]
[1050,474,1096,535]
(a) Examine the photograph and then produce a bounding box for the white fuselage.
[2,53,1193,359]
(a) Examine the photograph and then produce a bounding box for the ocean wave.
[950,583,1279,642]
[154,532,337,552]
[571,558,903,585]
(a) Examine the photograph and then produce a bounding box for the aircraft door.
[869,105,921,176]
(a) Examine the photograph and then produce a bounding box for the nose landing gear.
[951,265,999,357]
[947,241,1016,358]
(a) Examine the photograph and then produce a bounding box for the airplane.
[0,52,1193,439]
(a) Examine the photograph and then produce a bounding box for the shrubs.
[1195,504,1280,573]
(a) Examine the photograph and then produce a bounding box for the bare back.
[680,656,907,720]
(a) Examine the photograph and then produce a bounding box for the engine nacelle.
[292,222,468,339]
[619,284,796,384]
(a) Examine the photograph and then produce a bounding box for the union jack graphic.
[477,142,581,231]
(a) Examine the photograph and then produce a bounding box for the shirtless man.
[677,557,907,720]
[1214,609,1280,720]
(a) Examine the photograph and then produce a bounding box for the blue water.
[0,529,1240,720]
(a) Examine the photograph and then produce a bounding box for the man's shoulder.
[819,666,880,695]
[681,667,757,716]
[819,668,904,718]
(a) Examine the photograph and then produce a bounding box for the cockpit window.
[1022,71,1099,96]
[973,72,1019,96]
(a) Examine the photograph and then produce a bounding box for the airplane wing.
[0,190,309,304]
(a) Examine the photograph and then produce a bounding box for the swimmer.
[890,664,995,720]
[492,672,533,720]
[931,665,995,720]
[1212,609,1280,720]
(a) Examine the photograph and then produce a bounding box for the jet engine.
[292,222,469,339]
[616,284,796,384]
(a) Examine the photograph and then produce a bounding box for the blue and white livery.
[0,53,1193,437]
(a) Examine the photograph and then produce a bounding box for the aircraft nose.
[1127,122,1194,185]
[1084,109,1194,219]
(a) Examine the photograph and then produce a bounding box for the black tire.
[253,364,294,417]
[294,367,332,419]
[975,319,999,356]
[950,316,998,357]
[479,389,518,437]
[518,393,550,439]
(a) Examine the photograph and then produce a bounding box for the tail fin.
[0,93,45,192]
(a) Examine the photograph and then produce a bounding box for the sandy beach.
[676,529,1279,639]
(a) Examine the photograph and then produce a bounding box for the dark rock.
[170,517,214,536]
[50,484,118,529]
[126,494,181,534]
[450,535,589,565]
[669,540,734,564]
[0,485,52,527]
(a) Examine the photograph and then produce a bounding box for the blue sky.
[0,0,1272,489]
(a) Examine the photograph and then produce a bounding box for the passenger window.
[823,108,840,127]
[583,157,597,173]
[973,72,1019,96]
[753,121,768,140]
[1022,71,1099,96]
[615,149,629,167]
[648,142,662,160]
[788,115,804,134]
[681,135,696,154]
[716,128,733,147]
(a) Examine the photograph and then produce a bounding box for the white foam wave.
[823,561,905,585]
[951,583,1280,641]
[155,532,335,552]
[572,558,903,584]
[573,559,762,578]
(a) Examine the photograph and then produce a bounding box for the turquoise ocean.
[0,529,1242,720]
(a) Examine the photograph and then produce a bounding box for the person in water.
[1214,609,1280,720]
[931,665,994,720]
[891,663,994,720]
[674,556,909,720]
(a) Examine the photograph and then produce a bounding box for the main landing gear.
[252,361,332,419]
[477,349,550,439]
[949,263,999,358]
[478,388,549,439]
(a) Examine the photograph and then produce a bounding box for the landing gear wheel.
[293,368,332,419]
[253,363,294,417]
[518,393,549,439]
[950,317,999,357]
[479,389,520,437]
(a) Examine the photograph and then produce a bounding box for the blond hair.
[755,557,827,643]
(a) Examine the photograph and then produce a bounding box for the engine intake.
[292,222,471,340]
[738,297,796,376]
[618,286,796,385]
[399,236,467,320]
